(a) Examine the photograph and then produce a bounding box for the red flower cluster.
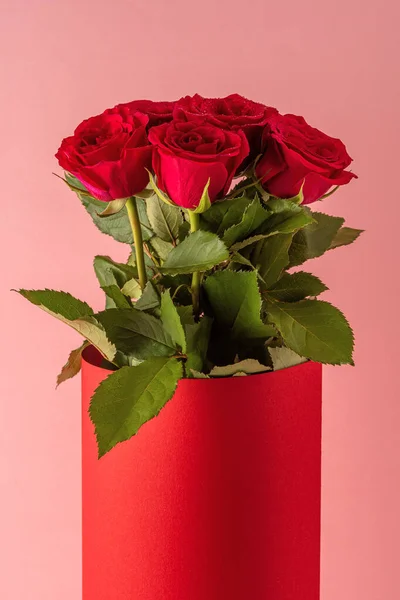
[56,94,356,207]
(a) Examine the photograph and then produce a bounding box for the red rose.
[174,93,278,161]
[56,106,153,201]
[256,114,356,204]
[148,119,249,209]
[114,99,176,127]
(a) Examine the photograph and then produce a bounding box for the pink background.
[1,0,399,598]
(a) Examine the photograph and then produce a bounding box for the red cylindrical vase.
[82,346,322,600]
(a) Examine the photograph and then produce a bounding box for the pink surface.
[82,348,321,600]
[0,1,398,599]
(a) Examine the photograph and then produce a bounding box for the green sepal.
[55,172,91,196]
[98,197,128,217]
[190,179,212,214]
[135,186,155,199]
[147,170,175,206]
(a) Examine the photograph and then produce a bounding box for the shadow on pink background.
[1,0,399,598]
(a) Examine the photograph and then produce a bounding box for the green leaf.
[254,233,293,288]
[147,170,175,206]
[289,211,344,266]
[235,340,274,368]
[17,288,92,319]
[159,275,192,305]
[94,255,138,287]
[204,270,275,339]
[73,191,133,244]
[90,357,183,457]
[101,285,131,308]
[178,221,191,241]
[199,198,234,232]
[56,341,89,387]
[209,359,270,377]
[268,346,307,371]
[329,226,364,250]
[65,173,133,244]
[189,369,210,379]
[230,252,256,269]
[259,198,314,235]
[177,305,196,325]
[64,174,153,243]
[217,194,253,234]
[230,233,272,252]
[265,298,354,365]
[98,197,128,217]
[190,179,212,214]
[146,194,184,243]
[160,290,186,352]
[121,278,142,300]
[184,316,212,372]
[267,271,328,301]
[94,255,138,308]
[229,202,313,253]
[95,308,176,360]
[134,281,160,312]
[16,289,116,362]
[160,230,229,275]
[148,236,174,261]
[222,196,269,247]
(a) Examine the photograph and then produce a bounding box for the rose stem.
[188,210,201,320]
[126,197,147,290]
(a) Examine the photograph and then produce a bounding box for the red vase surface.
[82,346,322,600]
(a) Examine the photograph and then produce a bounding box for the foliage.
[18,172,361,456]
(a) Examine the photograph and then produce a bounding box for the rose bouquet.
[17,94,360,458]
